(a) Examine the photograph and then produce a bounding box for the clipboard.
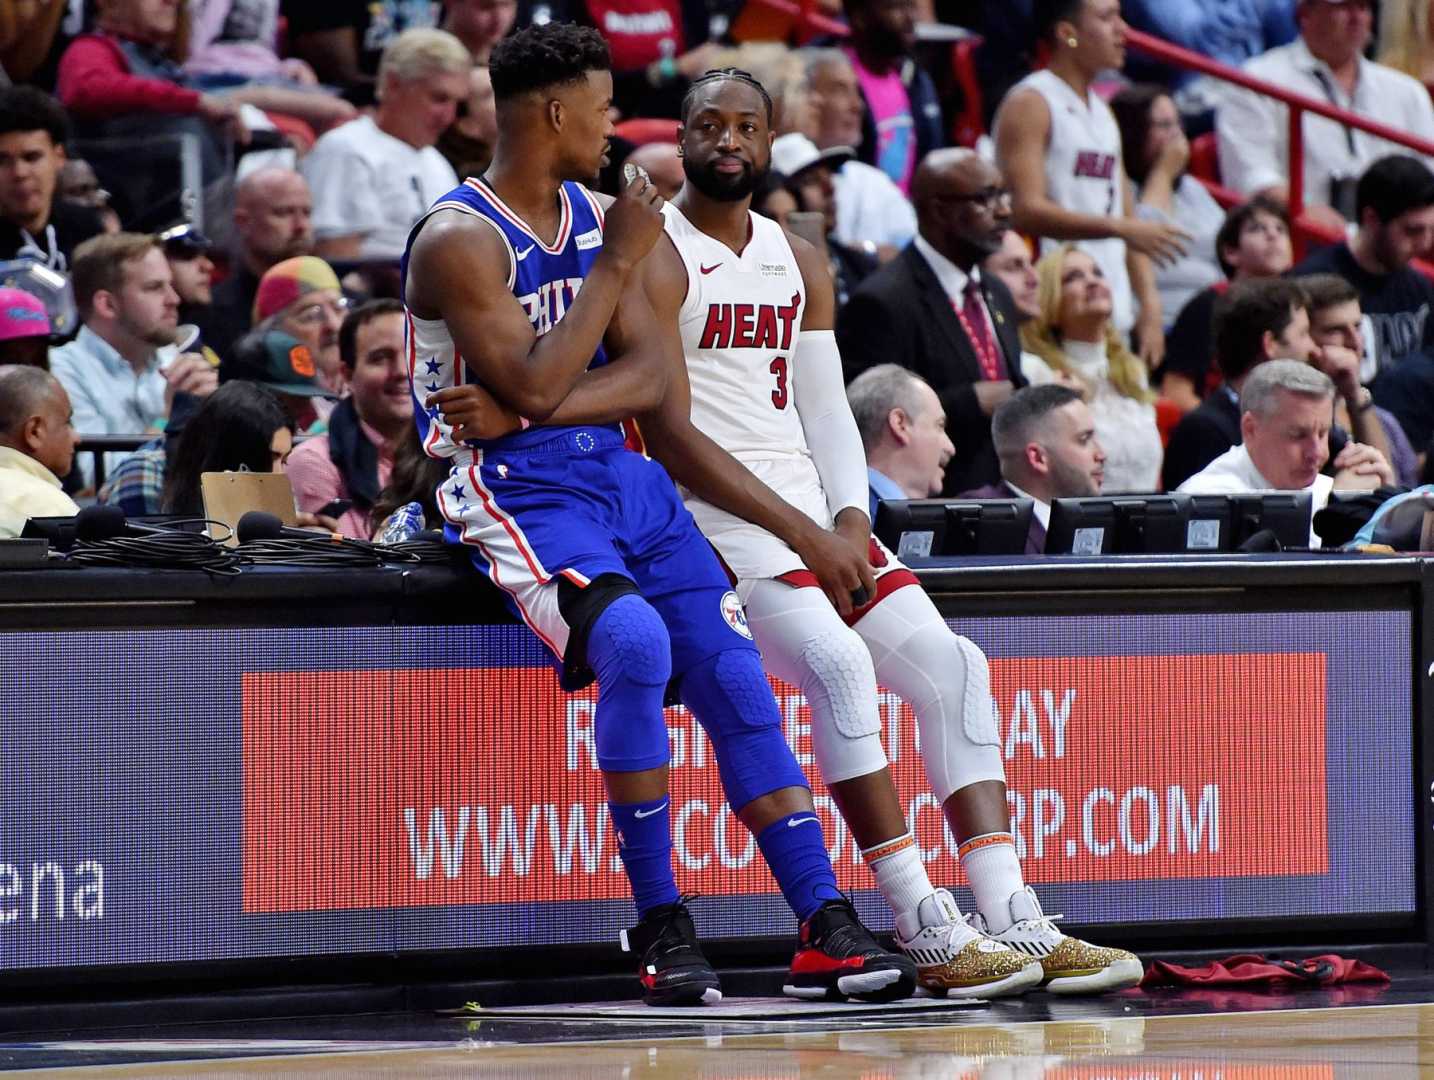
[200,471,296,546]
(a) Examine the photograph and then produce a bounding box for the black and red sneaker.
[620,896,723,1006]
[783,898,917,1002]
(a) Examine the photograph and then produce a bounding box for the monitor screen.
[873,499,948,559]
[942,499,1034,556]
[1229,492,1313,550]
[1046,498,1118,555]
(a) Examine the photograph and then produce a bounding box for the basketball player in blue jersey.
[436,66,1142,999]
[405,23,915,1007]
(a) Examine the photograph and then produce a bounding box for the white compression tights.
[742,579,1005,800]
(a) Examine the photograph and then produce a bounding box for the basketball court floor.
[5,970,1434,1077]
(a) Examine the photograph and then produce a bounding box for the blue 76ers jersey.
[401,176,613,460]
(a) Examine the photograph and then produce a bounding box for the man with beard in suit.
[837,148,1026,494]
[964,384,1106,554]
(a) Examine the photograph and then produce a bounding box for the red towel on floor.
[1140,953,1390,989]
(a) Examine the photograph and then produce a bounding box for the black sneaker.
[620,896,723,1006]
[783,898,917,1003]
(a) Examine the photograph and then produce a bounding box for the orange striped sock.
[958,831,1024,933]
[860,831,935,926]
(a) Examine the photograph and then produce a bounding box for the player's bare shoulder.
[406,208,511,316]
[992,85,1051,146]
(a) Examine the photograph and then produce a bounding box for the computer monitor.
[874,498,1036,558]
[1180,495,1234,553]
[942,499,1035,556]
[1045,497,1118,555]
[1111,495,1186,553]
[873,499,948,559]
[1228,492,1314,550]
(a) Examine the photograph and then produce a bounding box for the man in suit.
[1162,278,1323,490]
[846,363,955,522]
[838,148,1026,494]
[963,384,1105,554]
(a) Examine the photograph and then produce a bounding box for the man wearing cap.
[0,286,53,368]
[285,299,411,538]
[0,365,80,537]
[226,255,345,433]
[159,223,218,337]
[837,148,1026,494]
[798,48,916,256]
[49,232,218,488]
[770,132,877,309]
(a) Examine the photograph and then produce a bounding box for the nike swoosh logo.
[700,262,722,274]
[634,801,669,819]
[787,816,818,828]
[516,244,535,261]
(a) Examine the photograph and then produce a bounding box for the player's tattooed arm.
[635,237,876,616]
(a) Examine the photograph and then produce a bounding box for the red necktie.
[958,281,1003,381]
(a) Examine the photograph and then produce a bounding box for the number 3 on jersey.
[770,355,788,410]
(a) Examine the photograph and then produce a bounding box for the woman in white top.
[1020,246,1163,493]
[1110,85,1225,333]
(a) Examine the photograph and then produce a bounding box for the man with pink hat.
[0,287,51,369]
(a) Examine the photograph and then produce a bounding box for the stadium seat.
[615,118,680,145]
[1189,132,1220,186]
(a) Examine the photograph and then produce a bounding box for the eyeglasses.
[291,296,350,326]
[941,187,1013,210]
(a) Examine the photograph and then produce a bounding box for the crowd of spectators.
[4,0,1434,549]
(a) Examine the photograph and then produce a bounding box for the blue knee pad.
[680,648,809,813]
[589,594,672,773]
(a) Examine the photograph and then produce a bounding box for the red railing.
[743,4,1433,269]
[1125,29,1434,271]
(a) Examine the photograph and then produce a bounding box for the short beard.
[683,157,767,203]
[1047,454,1100,498]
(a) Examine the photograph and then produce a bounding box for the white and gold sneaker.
[895,889,1043,999]
[968,886,1143,995]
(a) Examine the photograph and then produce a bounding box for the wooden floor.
[12,1003,1434,1078]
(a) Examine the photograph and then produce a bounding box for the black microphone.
[74,504,176,541]
[237,510,343,545]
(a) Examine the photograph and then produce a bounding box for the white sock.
[861,832,937,927]
[959,832,1025,934]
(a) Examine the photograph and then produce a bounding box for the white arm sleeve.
[791,329,870,524]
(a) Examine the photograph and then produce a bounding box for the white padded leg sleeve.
[742,578,888,784]
[854,583,1005,802]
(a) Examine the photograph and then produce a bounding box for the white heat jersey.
[1016,69,1134,334]
[663,203,843,586]
[663,204,809,463]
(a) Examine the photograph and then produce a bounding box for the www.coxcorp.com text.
[401,785,1218,882]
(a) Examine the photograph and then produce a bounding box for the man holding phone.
[285,298,411,538]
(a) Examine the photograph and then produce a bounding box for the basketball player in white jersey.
[436,68,1141,998]
[994,0,1190,366]
[632,69,1142,997]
